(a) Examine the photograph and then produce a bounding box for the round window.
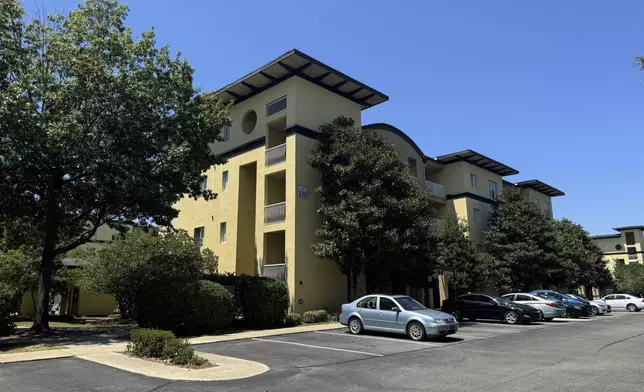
[615,244,623,251]
[241,110,257,134]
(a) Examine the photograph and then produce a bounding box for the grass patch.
[1,343,66,354]
[14,318,136,329]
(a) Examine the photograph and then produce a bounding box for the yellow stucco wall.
[373,128,425,178]
[520,188,554,218]
[77,293,116,316]
[593,230,644,271]
[291,77,362,130]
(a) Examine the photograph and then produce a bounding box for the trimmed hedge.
[284,312,302,327]
[205,274,289,329]
[302,310,328,324]
[136,280,234,334]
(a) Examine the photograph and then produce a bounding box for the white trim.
[313,331,440,346]
[251,338,383,357]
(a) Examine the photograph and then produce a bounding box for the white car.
[601,294,644,312]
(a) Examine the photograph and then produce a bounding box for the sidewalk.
[0,322,343,364]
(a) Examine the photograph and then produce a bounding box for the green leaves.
[614,263,644,294]
[309,117,437,295]
[437,212,482,294]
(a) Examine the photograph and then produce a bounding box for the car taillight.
[546,303,557,308]
[340,306,343,314]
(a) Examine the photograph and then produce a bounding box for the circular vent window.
[615,244,623,251]
[242,110,257,134]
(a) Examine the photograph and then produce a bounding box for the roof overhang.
[434,149,519,177]
[590,234,621,240]
[613,226,644,231]
[514,179,565,197]
[213,49,388,110]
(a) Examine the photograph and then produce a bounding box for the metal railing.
[262,263,286,281]
[264,202,286,224]
[265,143,286,166]
[425,181,446,198]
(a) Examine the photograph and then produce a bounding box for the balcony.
[262,263,286,281]
[425,181,446,198]
[628,253,638,261]
[264,202,286,224]
[265,143,286,167]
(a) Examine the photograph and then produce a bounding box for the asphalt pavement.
[1,312,643,391]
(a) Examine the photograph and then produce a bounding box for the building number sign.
[297,184,308,199]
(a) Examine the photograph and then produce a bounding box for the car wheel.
[348,317,363,335]
[452,310,463,322]
[407,321,426,341]
[627,303,638,312]
[504,311,519,325]
[592,306,599,316]
[544,317,554,322]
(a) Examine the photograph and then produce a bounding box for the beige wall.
[292,77,362,130]
[373,128,425,179]
[593,230,644,270]
[520,188,554,218]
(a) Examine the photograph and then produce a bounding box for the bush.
[235,275,289,328]
[162,338,194,365]
[136,280,234,334]
[302,310,328,324]
[128,328,176,358]
[284,313,302,327]
[0,282,20,336]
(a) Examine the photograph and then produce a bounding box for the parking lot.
[3,311,644,392]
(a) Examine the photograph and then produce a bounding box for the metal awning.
[434,149,519,177]
[514,179,565,197]
[213,49,389,110]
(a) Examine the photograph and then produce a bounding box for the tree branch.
[54,210,107,255]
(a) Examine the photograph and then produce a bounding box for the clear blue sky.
[24,0,644,235]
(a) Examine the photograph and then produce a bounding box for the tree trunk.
[33,247,55,331]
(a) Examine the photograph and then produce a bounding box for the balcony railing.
[264,202,286,224]
[262,263,286,281]
[425,181,446,198]
[430,219,445,232]
[265,143,286,166]
[628,253,638,261]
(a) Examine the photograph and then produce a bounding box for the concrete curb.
[77,351,270,381]
[191,322,343,345]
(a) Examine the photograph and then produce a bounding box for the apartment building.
[172,49,564,311]
[591,226,644,272]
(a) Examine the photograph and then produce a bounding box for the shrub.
[235,275,289,328]
[302,310,328,324]
[136,280,234,334]
[284,312,302,327]
[0,282,20,336]
[128,328,176,358]
[162,338,194,364]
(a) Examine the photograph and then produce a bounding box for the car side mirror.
[391,306,400,312]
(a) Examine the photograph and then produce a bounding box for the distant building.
[591,226,644,272]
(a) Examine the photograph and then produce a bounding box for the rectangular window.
[200,176,208,192]
[626,232,636,245]
[470,173,477,188]
[476,244,483,252]
[473,208,481,223]
[489,180,498,200]
[219,222,227,243]
[266,96,287,116]
[222,125,231,141]
[408,157,417,177]
[193,227,204,247]
[222,171,229,191]
[532,197,539,206]
[543,201,551,217]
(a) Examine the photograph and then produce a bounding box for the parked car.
[566,294,608,315]
[340,295,459,341]
[441,293,542,324]
[501,293,566,321]
[529,290,590,317]
[601,294,644,312]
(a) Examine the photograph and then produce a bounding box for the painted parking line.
[251,338,383,357]
[313,331,442,346]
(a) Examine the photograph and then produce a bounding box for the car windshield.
[394,296,425,311]
[491,296,512,305]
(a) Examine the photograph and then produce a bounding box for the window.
[219,222,227,243]
[516,294,532,301]
[544,201,551,216]
[222,171,229,191]
[200,176,208,192]
[357,296,377,309]
[408,157,417,177]
[242,110,257,134]
[604,295,614,300]
[473,208,481,223]
[476,244,483,252]
[488,180,498,200]
[626,232,636,245]
[615,295,627,300]
[457,294,478,301]
[394,296,425,310]
[532,197,539,206]
[470,173,477,188]
[379,297,398,311]
[222,125,231,141]
[478,295,495,303]
[266,96,287,116]
[193,227,204,247]
[502,294,515,301]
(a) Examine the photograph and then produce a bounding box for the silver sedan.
[502,293,566,321]
[339,294,459,341]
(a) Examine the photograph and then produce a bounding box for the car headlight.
[574,306,581,309]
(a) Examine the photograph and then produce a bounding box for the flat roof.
[514,179,565,197]
[590,234,621,239]
[213,49,388,110]
[434,149,519,176]
[613,226,644,231]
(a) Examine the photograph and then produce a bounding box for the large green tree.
[0,0,229,330]
[484,186,558,293]
[436,212,483,294]
[613,263,644,295]
[309,116,437,299]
